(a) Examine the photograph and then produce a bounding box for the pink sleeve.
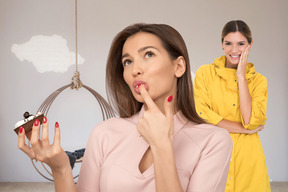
[76,122,107,192]
[187,129,232,192]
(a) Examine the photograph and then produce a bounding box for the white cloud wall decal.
[11,35,84,73]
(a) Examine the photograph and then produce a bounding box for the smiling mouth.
[230,54,241,58]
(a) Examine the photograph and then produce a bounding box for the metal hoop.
[30,83,115,181]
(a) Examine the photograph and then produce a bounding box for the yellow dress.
[194,56,271,192]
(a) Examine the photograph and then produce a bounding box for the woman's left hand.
[136,85,174,148]
[237,45,251,78]
[18,117,70,175]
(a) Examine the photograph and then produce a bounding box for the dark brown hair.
[221,20,252,44]
[106,23,205,124]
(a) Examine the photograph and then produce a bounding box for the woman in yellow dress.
[194,20,271,192]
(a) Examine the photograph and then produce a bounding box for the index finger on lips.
[139,85,157,110]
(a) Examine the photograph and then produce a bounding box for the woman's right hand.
[217,119,264,134]
[17,116,70,175]
[245,125,264,134]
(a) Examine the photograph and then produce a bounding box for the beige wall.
[0,0,287,182]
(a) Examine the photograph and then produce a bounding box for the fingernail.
[34,119,39,126]
[168,95,173,102]
[19,127,23,134]
[43,116,47,123]
[55,122,59,128]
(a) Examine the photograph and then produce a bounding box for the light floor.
[0,182,287,192]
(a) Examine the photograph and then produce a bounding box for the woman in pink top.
[18,23,232,192]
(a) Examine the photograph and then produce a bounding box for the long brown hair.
[221,20,252,44]
[106,23,205,124]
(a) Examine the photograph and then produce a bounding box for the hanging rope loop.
[29,0,116,182]
[70,0,82,91]
[71,71,83,90]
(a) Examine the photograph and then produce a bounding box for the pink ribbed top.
[77,107,232,192]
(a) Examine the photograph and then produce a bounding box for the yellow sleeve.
[194,66,223,125]
[241,75,267,130]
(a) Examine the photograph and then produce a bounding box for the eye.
[225,42,231,46]
[122,59,132,66]
[239,42,245,46]
[144,51,155,58]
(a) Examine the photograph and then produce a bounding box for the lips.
[230,54,241,59]
[133,80,148,94]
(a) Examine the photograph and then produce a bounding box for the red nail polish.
[43,116,47,123]
[168,95,173,102]
[55,122,59,128]
[34,119,39,126]
[19,127,23,134]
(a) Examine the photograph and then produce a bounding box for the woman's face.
[222,31,251,68]
[122,32,183,107]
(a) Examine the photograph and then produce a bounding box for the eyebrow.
[224,40,246,43]
[122,46,159,60]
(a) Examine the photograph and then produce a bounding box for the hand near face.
[136,85,174,148]
[17,117,69,174]
[237,45,251,78]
